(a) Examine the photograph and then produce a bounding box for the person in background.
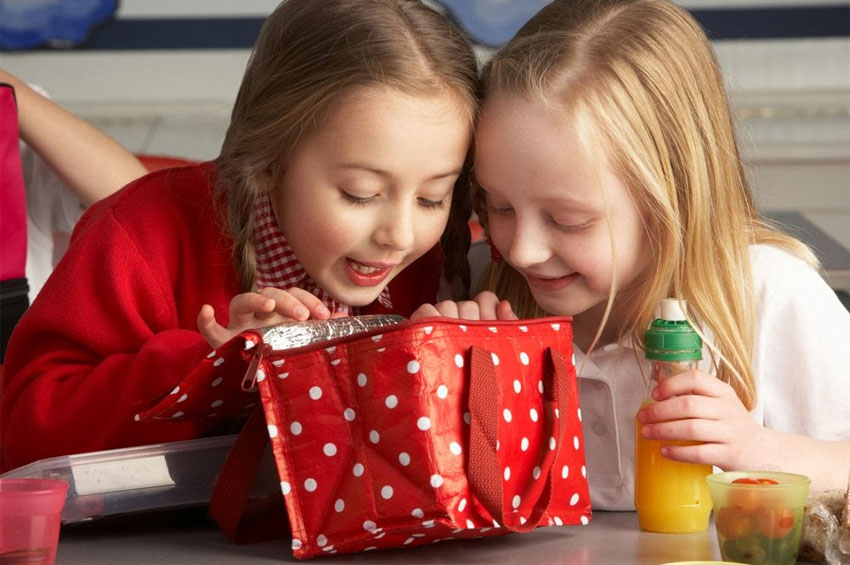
[0,69,148,301]
[414,0,850,501]
[1,0,478,471]
[0,69,147,362]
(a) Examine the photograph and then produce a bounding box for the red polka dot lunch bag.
[140,315,591,559]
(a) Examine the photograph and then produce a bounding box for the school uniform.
[0,161,443,471]
[575,244,850,510]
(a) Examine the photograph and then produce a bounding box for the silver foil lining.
[256,315,404,351]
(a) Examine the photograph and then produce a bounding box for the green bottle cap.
[644,299,702,361]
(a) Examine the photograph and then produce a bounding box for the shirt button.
[591,422,607,436]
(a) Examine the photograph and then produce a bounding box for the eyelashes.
[340,191,447,210]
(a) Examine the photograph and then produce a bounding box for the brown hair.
[216,0,479,299]
[475,0,817,408]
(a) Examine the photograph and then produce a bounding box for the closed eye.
[549,217,591,232]
[487,202,514,216]
[419,197,447,210]
[340,191,374,206]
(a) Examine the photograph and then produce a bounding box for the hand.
[636,369,780,472]
[409,291,518,320]
[197,287,343,349]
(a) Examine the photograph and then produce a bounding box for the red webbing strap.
[208,407,282,543]
[467,346,570,532]
[468,346,502,519]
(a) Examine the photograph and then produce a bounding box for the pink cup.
[0,478,68,565]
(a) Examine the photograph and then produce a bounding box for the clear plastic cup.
[0,478,68,565]
[706,471,810,565]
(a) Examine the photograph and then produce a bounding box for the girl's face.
[271,87,471,307]
[475,94,650,321]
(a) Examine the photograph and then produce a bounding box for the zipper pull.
[241,342,271,392]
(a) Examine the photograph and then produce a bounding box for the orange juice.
[634,404,713,533]
[635,298,712,533]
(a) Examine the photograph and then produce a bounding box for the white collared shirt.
[576,244,850,510]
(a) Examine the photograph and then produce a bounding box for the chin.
[333,287,383,308]
[531,292,594,318]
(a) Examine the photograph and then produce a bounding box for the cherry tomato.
[732,477,761,485]
[715,506,754,540]
[755,507,796,539]
[728,477,780,514]
[729,487,764,514]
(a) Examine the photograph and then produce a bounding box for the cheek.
[287,208,359,258]
[487,216,513,251]
[414,210,451,253]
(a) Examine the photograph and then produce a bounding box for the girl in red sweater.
[1,0,478,471]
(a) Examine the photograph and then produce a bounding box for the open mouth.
[345,259,395,287]
[349,261,385,275]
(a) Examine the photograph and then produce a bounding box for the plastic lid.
[660,298,687,321]
[645,299,702,361]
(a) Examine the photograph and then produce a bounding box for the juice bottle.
[634,298,713,533]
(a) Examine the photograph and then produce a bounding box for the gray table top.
[54,508,741,564]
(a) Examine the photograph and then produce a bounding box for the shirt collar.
[252,193,392,314]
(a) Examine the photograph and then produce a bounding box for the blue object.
[437,0,552,47]
[0,0,117,50]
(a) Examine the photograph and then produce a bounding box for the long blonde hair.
[475,0,817,409]
[216,0,479,299]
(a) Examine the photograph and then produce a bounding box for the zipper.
[241,342,271,392]
[265,314,572,356]
[237,314,572,391]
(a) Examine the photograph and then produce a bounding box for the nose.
[505,215,551,269]
[373,202,415,251]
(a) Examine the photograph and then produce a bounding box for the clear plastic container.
[0,434,278,524]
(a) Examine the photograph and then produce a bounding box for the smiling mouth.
[525,272,579,291]
[349,261,385,274]
[345,259,396,287]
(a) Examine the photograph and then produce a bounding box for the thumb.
[197,304,232,349]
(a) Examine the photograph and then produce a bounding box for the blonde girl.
[416,0,850,504]
[2,0,478,471]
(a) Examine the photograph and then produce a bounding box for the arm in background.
[0,69,148,205]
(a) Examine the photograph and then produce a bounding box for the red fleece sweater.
[1,162,443,471]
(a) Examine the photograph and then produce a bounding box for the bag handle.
[209,406,288,544]
[467,346,570,532]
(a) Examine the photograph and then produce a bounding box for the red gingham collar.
[253,193,392,314]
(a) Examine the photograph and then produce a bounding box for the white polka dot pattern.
[138,320,590,558]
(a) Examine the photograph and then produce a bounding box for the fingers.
[456,300,485,320]
[496,299,518,320]
[258,287,331,321]
[409,304,443,319]
[197,304,232,349]
[471,292,500,320]
[639,394,734,425]
[651,369,734,401]
[654,441,723,466]
[229,292,276,327]
[433,300,461,319]
[640,416,728,444]
[410,293,518,321]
